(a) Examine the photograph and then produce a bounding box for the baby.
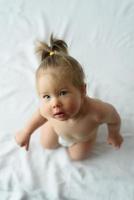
[15,35,123,161]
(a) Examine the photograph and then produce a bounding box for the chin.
[58,118,67,121]
[53,114,70,121]
[55,116,69,121]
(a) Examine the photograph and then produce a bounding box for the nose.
[52,97,61,108]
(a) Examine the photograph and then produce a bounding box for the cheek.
[65,98,81,112]
[39,101,50,116]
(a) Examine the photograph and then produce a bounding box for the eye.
[42,95,51,100]
[60,90,68,96]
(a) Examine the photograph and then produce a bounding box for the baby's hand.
[15,129,31,151]
[107,133,123,149]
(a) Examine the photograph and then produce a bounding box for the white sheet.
[0,0,134,199]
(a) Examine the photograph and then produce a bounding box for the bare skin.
[15,70,123,161]
[39,97,123,160]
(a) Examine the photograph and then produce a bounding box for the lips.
[54,111,65,118]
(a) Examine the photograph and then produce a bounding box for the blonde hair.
[35,34,85,89]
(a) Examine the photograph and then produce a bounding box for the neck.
[73,96,88,121]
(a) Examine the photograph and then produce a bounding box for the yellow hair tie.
[49,51,55,56]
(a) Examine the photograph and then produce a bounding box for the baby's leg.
[40,121,60,149]
[67,133,97,161]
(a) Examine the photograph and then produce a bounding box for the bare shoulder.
[86,97,119,123]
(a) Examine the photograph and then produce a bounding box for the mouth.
[54,112,65,118]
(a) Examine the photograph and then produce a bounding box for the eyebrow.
[39,87,69,95]
[39,92,49,95]
[60,88,68,90]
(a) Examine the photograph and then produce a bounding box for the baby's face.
[37,70,84,121]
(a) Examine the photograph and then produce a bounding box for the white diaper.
[58,136,76,147]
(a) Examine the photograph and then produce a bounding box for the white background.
[0,0,134,199]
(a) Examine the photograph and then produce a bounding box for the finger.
[26,144,29,151]
[107,141,112,145]
[115,143,120,149]
[118,142,122,148]
[25,140,30,151]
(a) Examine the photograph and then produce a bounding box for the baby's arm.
[15,109,47,150]
[98,102,123,148]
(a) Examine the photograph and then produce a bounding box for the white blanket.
[0,0,134,199]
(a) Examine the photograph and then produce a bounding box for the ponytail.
[35,34,68,61]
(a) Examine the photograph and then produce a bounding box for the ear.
[80,84,86,96]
